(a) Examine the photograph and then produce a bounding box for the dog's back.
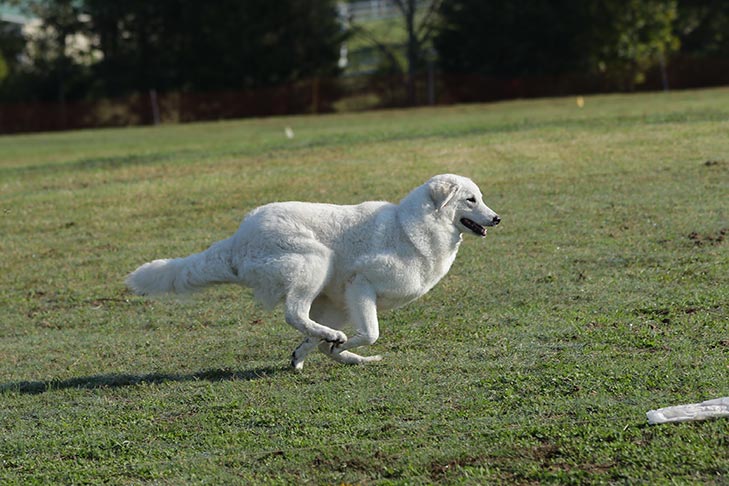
[228,200,396,307]
[233,200,392,252]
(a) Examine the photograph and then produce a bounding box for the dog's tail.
[126,237,238,296]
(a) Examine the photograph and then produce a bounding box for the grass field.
[1,88,728,484]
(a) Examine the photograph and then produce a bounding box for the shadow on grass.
[0,366,284,395]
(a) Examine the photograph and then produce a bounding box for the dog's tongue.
[461,218,486,236]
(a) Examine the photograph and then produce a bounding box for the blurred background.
[0,0,727,134]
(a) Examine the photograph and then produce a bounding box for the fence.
[0,79,342,134]
[1,55,728,134]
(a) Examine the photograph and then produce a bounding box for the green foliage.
[677,0,729,57]
[435,0,682,89]
[591,0,680,89]
[0,0,344,100]
[0,0,94,102]
[0,13,26,89]
[84,0,343,95]
[0,48,7,80]
[435,0,594,76]
[3,0,729,106]
[1,88,728,483]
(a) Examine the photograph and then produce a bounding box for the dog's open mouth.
[460,218,487,236]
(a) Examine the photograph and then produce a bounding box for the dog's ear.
[429,180,459,211]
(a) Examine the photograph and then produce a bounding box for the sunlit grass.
[1,88,727,484]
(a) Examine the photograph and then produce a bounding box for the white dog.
[126,174,500,370]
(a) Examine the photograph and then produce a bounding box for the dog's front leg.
[322,274,382,364]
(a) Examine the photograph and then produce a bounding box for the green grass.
[1,88,728,484]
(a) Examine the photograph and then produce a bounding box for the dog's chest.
[371,248,458,310]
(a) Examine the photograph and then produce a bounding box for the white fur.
[126,174,500,370]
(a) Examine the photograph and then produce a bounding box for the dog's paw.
[324,330,347,346]
[291,352,305,372]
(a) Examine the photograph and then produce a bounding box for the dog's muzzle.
[461,218,487,236]
[460,215,500,237]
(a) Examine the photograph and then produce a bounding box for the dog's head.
[427,174,500,237]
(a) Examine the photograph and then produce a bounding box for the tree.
[676,0,729,57]
[435,0,593,77]
[0,49,7,81]
[0,0,345,102]
[84,0,344,95]
[392,0,442,105]
[0,0,91,115]
[0,16,26,84]
[434,0,680,91]
[590,0,679,90]
[348,0,443,106]
[26,0,87,108]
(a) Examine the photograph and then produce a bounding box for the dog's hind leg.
[285,292,347,346]
[283,254,348,347]
[318,342,383,365]
[291,297,345,371]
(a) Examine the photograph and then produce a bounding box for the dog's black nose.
[492,215,501,225]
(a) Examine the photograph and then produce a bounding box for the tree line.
[0,0,727,105]
[434,0,729,91]
[0,0,344,103]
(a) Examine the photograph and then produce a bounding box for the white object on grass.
[647,397,729,424]
[284,127,295,139]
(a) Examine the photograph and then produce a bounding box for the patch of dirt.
[634,305,706,321]
[429,455,490,481]
[688,228,727,246]
[532,443,561,461]
[636,307,669,316]
[429,445,563,481]
[574,462,616,474]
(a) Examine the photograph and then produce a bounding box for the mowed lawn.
[1,89,727,484]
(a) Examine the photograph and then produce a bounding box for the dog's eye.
[466,197,476,204]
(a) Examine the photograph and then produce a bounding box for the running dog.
[126,174,500,370]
